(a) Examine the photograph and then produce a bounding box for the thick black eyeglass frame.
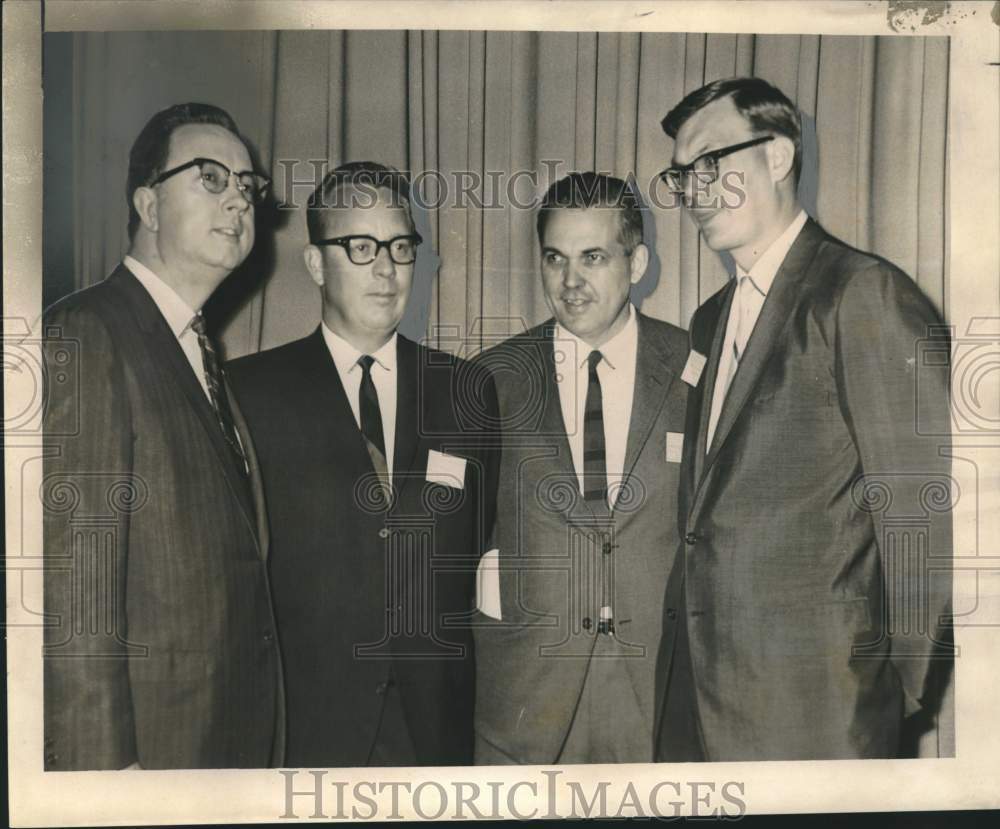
[151,157,271,204]
[312,233,424,265]
[658,135,775,192]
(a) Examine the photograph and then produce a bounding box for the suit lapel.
[112,267,260,542]
[693,287,734,489]
[696,219,826,502]
[392,336,421,496]
[534,324,593,523]
[616,314,678,527]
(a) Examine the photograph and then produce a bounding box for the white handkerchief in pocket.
[426,449,466,489]
[476,549,502,620]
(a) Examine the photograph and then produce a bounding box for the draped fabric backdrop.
[41,28,953,757]
[44,30,949,361]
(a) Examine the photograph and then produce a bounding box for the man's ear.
[303,245,325,287]
[628,242,649,285]
[132,187,158,233]
[768,136,797,185]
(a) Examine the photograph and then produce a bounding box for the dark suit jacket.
[42,265,283,770]
[473,313,689,764]
[227,330,497,766]
[655,219,953,761]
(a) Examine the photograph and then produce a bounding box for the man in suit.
[473,172,690,764]
[43,103,283,769]
[653,77,953,761]
[227,162,496,767]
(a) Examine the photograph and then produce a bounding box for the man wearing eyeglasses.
[227,161,497,767]
[653,77,953,761]
[42,103,283,769]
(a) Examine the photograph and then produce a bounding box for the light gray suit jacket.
[473,313,689,764]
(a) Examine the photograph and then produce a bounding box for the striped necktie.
[582,349,609,515]
[358,355,391,505]
[190,314,248,474]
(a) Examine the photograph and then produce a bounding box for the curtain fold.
[58,30,950,363]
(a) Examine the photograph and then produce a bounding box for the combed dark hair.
[306,161,414,243]
[536,172,644,253]
[126,102,244,240]
[661,76,802,183]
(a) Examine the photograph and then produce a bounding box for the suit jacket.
[42,265,283,770]
[655,218,953,761]
[227,330,497,766]
[473,313,689,764]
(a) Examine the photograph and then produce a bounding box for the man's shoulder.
[475,322,553,366]
[227,333,317,382]
[638,313,688,349]
[43,276,126,336]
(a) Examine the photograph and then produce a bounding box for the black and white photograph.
[3,0,999,824]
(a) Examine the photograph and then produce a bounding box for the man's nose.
[372,244,396,278]
[222,175,252,212]
[563,264,584,287]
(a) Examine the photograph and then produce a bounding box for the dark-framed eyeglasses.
[313,233,424,265]
[151,157,271,204]
[658,136,775,193]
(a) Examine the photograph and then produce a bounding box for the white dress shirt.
[553,304,639,510]
[706,210,808,450]
[123,255,210,400]
[321,323,398,476]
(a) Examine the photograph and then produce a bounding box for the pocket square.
[426,449,466,489]
[476,549,502,620]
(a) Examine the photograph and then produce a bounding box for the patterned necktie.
[358,355,391,505]
[582,349,608,515]
[190,314,248,474]
[723,274,759,395]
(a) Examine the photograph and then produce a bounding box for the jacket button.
[44,737,54,749]
[666,607,677,620]
[582,617,593,631]
[375,682,388,695]
[378,528,390,539]
[45,752,58,766]
[262,631,273,643]
[684,532,700,545]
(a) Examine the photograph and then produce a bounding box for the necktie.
[191,314,248,474]
[723,274,759,395]
[583,349,614,635]
[582,350,608,514]
[358,355,391,505]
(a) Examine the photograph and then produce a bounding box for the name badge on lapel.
[666,432,684,463]
[426,449,467,489]
[681,350,706,387]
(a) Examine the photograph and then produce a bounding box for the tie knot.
[587,350,603,374]
[190,313,207,337]
[358,354,376,375]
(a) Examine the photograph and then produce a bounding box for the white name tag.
[666,431,684,463]
[476,549,502,620]
[426,449,467,489]
[681,350,706,387]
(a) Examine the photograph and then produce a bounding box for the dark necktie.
[191,314,248,474]
[582,349,608,514]
[358,355,391,504]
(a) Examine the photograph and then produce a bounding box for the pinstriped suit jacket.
[42,265,284,769]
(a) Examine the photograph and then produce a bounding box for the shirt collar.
[553,303,638,372]
[321,321,398,377]
[735,209,809,296]
[123,255,200,337]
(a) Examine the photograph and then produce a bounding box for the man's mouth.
[561,297,590,307]
[213,227,242,239]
